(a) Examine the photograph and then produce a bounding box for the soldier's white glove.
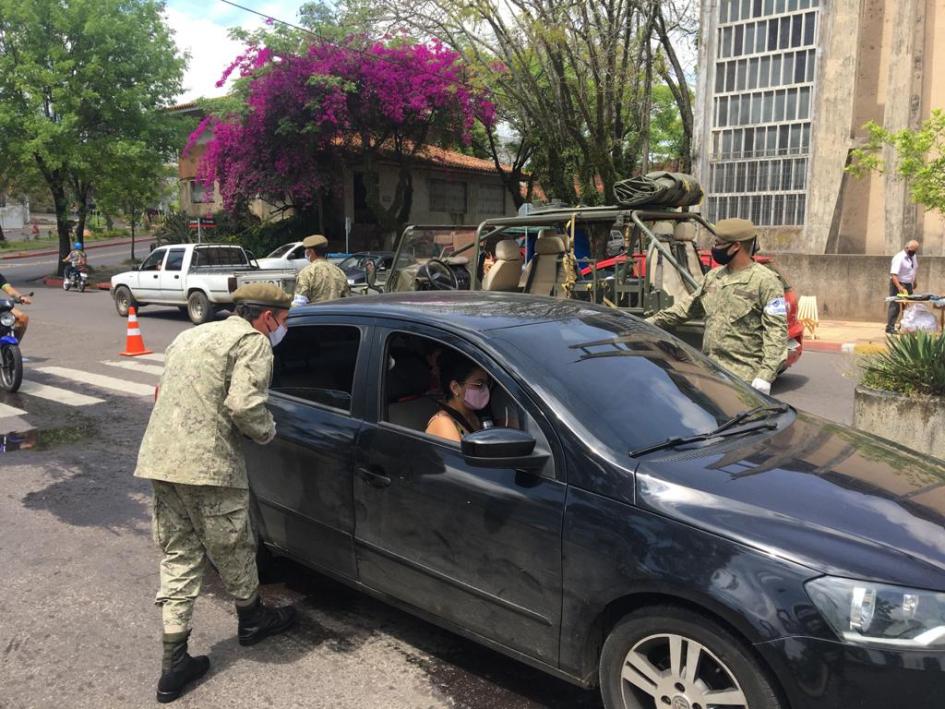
[261,423,277,445]
[291,293,309,307]
[751,378,771,395]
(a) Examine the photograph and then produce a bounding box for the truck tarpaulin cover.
[613,172,704,208]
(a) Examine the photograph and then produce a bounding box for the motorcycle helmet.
[73,242,82,249]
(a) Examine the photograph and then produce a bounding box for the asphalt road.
[0,289,857,708]
[0,237,155,283]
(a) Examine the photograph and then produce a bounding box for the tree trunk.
[0,221,5,242]
[51,185,72,277]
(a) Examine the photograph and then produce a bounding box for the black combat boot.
[236,596,297,646]
[156,630,210,703]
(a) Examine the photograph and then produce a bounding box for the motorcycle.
[63,266,89,292]
[0,292,30,392]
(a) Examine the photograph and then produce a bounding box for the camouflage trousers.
[151,481,259,634]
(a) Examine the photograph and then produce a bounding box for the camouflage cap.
[714,218,757,243]
[302,234,328,249]
[231,283,292,309]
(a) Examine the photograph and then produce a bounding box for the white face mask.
[267,317,287,348]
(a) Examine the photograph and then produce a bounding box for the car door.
[155,247,186,302]
[135,248,167,300]
[245,316,373,580]
[353,324,566,664]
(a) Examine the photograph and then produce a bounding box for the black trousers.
[886,280,914,333]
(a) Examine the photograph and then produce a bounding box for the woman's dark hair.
[438,349,479,399]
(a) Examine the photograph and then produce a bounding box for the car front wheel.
[599,605,783,709]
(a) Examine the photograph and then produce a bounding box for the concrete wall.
[772,252,945,320]
[0,203,29,230]
[854,386,945,462]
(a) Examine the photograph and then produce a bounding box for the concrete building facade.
[694,0,945,255]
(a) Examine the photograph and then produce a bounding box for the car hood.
[635,411,945,589]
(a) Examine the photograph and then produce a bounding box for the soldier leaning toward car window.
[134,283,297,704]
[646,218,787,394]
[291,234,349,306]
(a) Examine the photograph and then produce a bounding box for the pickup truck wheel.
[187,290,213,325]
[113,286,137,317]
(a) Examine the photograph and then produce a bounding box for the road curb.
[0,236,152,261]
[42,276,111,291]
[805,340,886,355]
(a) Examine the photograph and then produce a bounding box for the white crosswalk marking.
[102,360,165,377]
[35,367,155,397]
[137,353,165,363]
[0,402,28,418]
[17,381,105,407]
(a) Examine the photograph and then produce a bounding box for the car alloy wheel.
[599,606,783,709]
[621,633,746,709]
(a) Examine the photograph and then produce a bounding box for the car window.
[271,325,362,412]
[164,248,186,272]
[339,255,361,270]
[289,246,306,260]
[267,244,293,258]
[140,249,166,271]
[381,332,525,439]
[496,315,769,454]
[192,247,248,267]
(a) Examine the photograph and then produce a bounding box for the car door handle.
[174,275,179,279]
[357,466,392,488]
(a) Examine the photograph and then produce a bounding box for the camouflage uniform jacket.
[294,259,349,304]
[134,315,275,488]
[647,262,788,382]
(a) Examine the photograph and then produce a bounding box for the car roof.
[289,291,619,335]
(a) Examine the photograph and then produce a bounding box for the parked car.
[248,291,945,709]
[339,251,394,290]
[256,241,350,271]
[580,251,804,371]
[111,243,261,324]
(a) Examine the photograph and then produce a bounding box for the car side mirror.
[461,428,546,470]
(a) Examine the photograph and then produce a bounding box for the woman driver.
[425,351,492,443]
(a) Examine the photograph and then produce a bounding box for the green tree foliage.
[371,0,696,205]
[0,0,185,273]
[848,109,945,216]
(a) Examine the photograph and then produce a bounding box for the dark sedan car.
[246,292,945,709]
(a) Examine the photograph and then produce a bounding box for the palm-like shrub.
[860,332,945,396]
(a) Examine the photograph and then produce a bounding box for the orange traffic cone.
[120,307,153,357]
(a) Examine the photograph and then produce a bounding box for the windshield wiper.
[628,404,789,458]
[711,403,790,434]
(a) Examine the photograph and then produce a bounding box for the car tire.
[187,290,213,325]
[599,605,783,709]
[113,286,137,317]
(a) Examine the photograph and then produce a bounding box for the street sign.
[187,217,216,230]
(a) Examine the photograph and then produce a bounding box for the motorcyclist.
[0,272,32,343]
[63,242,88,282]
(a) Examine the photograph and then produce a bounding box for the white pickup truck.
[111,243,265,325]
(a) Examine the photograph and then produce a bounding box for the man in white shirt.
[886,240,920,334]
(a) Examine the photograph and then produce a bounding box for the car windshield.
[392,227,478,277]
[266,243,295,258]
[339,255,364,270]
[497,313,769,454]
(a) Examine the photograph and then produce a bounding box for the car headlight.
[806,576,945,649]
[0,312,15,327]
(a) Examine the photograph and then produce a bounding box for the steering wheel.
[418,258,459,290]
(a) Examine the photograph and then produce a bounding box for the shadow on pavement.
[209,557,604,709]
[772,372,809,395]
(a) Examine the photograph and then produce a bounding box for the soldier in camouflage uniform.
[292,233,349,306]
[134,283,297,703]
[646,218,787,394]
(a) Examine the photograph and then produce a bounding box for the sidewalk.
[0,234,152,261]
[804,320,889,354]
